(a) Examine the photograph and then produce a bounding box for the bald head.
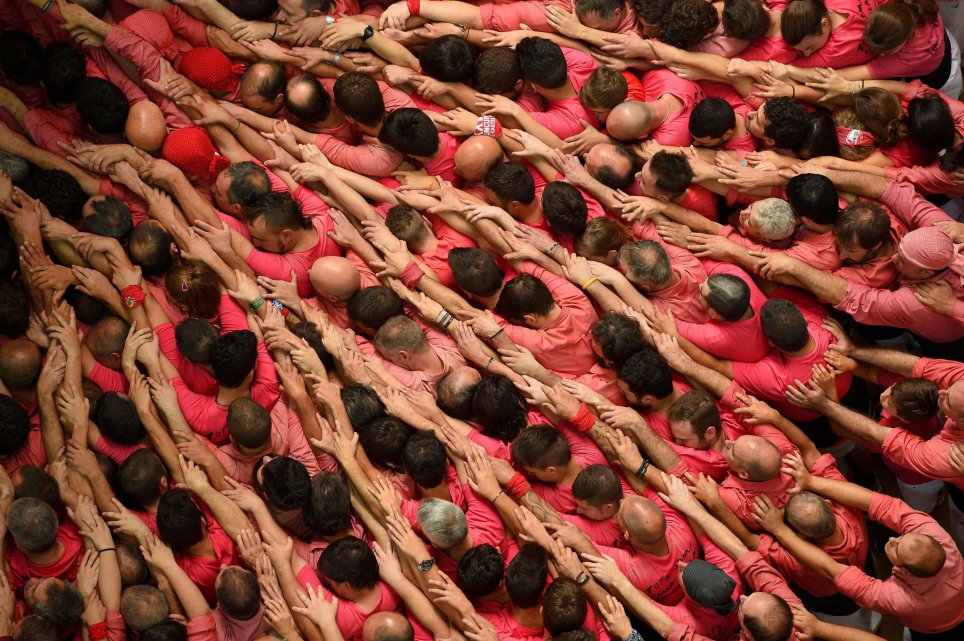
[732,435,782,482]
[0,339,41,391]
[125,101,167,153]
[618,495,666,547]
[741,592,793,641]
[897,533,946,577]
[785,492,835,541]
[310,256,361,302]
[606,101,651,142]
[455,136,503,182]
[362,611,414,641]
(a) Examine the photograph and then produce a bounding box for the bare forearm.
[848,346,918,377]
[805,475,872,512]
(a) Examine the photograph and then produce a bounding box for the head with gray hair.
[617,240,672,291]
[374,315,428,365]
[0,151,30,184]
[417,498,468,549]
[739,198,798,243]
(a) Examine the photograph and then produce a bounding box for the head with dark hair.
[65,287,106,326]
[575,216,633,264]
[42,42,87,104]
[245,192,308,253]
[141,621,187,641]
[633,0,673,32]
[516,37,568,89]
[285,74,332,124]
[379,108,440,158]
[290,320,335,370]
[0,339,40,394]
[591,312,646,368]
[334,72,385,127]
[156,488,204,549]
[25,578,84,627]
[638,151,692,200]
[22,169,87,223]
[781,0,830,49]
[795,109,838,160]
[115,540,150,587]
[472,374,528,442]
[700,273,751,322]
[586,143,638,189]
[437,367,481,420]
[7,498,59,554]
[255,456,311,511]
[659,0,720,48]
[129,221,175,277]
[883,377,939,423]
[357,416,413,471]
[853,88,907,148]
[227,398,272,451]
[542,181,589,234]
[572,464,623,519]
[722,0,771,40]
[760,298,809,352]
[0,30,44,85]
[174,318,219,364]
[457,544,505,597]
[690,97,738,147]
[506,544,548,608]
[386,205,431,248]
[747,98,809,148]
[319,536,379,594]
[0,281,29,338]
[14,615,61,641]
[864,0,938,55]
[214,161,271,215]
[0,151,30,185]
[82,195,132,240]
[94,393,145,446]
[785,173,838,225]
[574,0,629,31]
[473,46,524,95]
[222,0,278,20]
[210,330,259,388]
[121,585,171,632]
[511,423,572,481]
[75,78,130,134]
[347,286,404,336]
[617,347,673,406]
[165,260,221,319]
[13,467,61,513]
[908,93,956,156]
[0,233,15,282]
[215,566,261,620]
[420,35,476,82]
[741,593,794,641]
[833,201,890,265]
[668,390,723,450]
[403,432,448,488]
[552,630,598,641]
[617,240,673,291]
[495,274,557,327]
[448,247,505,298]
[543,578,588,636]
[483,161,536,214]
[118,448,168,507]
[305,472,351,536]
[340,384,386,430]
[238,61,286,116]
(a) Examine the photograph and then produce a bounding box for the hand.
[803,67,850,103]
[378,2,411,31]
[487,456,517,485]
[606,428,644,471]
[716,162,780,192]
[140,532,176,571]
[752,493,787,533]
[785,377,830,411]
[451,321,489,366]
[261,530,294,569]
[292,583,338,627]
[658,472,702,515]
[466,310,503,339]
[81,590,107,627]
[547,536,585,580]
[372,540,405,584]
[810,363,839,401]
[235,529,264,570]
[544,520,589,550]
[598,30,650,58]
[146,374,180,418]
[597,404,644,433]
[781,451,811,494]
[515,506,554,549]
[949,441,964,475]
[56,381,89,435]
[221,476,266,513]
[559,250,595,287]
[382,63,418,87]
[823,349,857,375]
[686,233,738,261]
[413,75,450,102]
[541,384,582,421]
[598,594,633,640]
[32,264,76,293]
[732,393,780,427]
[615,190,666,223]
[361,219,404,252]
[369,473,404,517]
[561,120,608,156]
[263,592,297,638]
[71,266,116,304]
[385,509,424,555]
[121,323,154,376]
[230,20,276,42]
[343,51,387,74]
[913,280,958,316]
[427,572,474,617]
[821,317,855,356]
[497,344,544,378]
[464,444,502,500]
[581,551,621,585]
[463,612,499,641]
[37,346,67,397]
[430,107,481,137]
[474,93,521,119]
[545,6,586,39]
[558,379,609,408]
[178,454,212,493]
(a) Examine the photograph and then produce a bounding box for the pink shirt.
[296,566,402,641]
[212,605,270,641]
[6,521,83,591]
[650,244,710,325]
[834,492,964,632]
[0,427,46,480]
[245,216,340,298]
[176,516,239,605]
[677,262,770,361]
[866,14,945,79]
[496,264,599,376]
[313,132,404,176]
[418,132,460,183]
[640,69,704,146]
[792,0,880,68]
[156,322,218,395]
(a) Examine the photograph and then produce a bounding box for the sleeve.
[734,551,802,607]
[666,623,716,641]
[244,247,311,283]
[162,4,209,48]
[529,107,585,139]
[866,491,946,538]
[833,564,899,613]
[106,611,126,641]
[250,344,280,411]
[880,428,957,483]
[282,407,322,476]
[880,180,952,229]
[911,357,964,390]
[185,614,219,641]
[87,362,129,394]
[889,163,960,196]
[834,283,935,332]
[312,134,402,176]
[171,377,217,435]
[217,294,250,333]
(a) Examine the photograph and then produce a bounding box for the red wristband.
[570,403,596,433]
[88,621,108,641]
[120,284,146,309]
[407,0,420,16]
[474,114,503,139]
[506,472,531,500]
[400,261,425,288]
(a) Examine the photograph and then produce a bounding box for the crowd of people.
[1,0,964,641]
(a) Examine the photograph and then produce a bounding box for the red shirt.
[6,520,84,592]
[297,565,403,641]
[639,69,704,146]
[791,0,880,68]
[176,516,239,605]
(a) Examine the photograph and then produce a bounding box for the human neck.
[515,202,543,225]
[511,605,544,631]
[559,459,583,486]
[26,540,65,566]
[420,483,453,503]
[819,527,844,547]
[782,334,816,357]
[411,234,438,254]
[289,226,319,252]
[446,535,474,561]
[538,81,576,103]
[217,385,250,406]
[408,348,445,376]
[651,387,681,413]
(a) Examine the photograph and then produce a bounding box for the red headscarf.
[175,47,243,94]
[161,126,230,182]
[119,10,179,62]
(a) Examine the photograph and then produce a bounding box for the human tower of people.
[0,0,962,640]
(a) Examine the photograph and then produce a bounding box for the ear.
[722,129,734,142]
[763,136,776,148]
[522,312,539,327]
[422,214,433,231]
[656,194,670,203]
[704,425,718,442]
[736,469,750,480]
[512,79,524,94]
[706,307,721,321]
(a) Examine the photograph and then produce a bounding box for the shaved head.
[606,101,652,142]
[125,101,167,153]
[455,136,503,182]
[731,435,782,482]
[0,339,41,390]
[310,256,362,301]
[618,495,666,546]
[362,611,414,641]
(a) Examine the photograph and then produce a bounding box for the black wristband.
[634,459,650,480]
